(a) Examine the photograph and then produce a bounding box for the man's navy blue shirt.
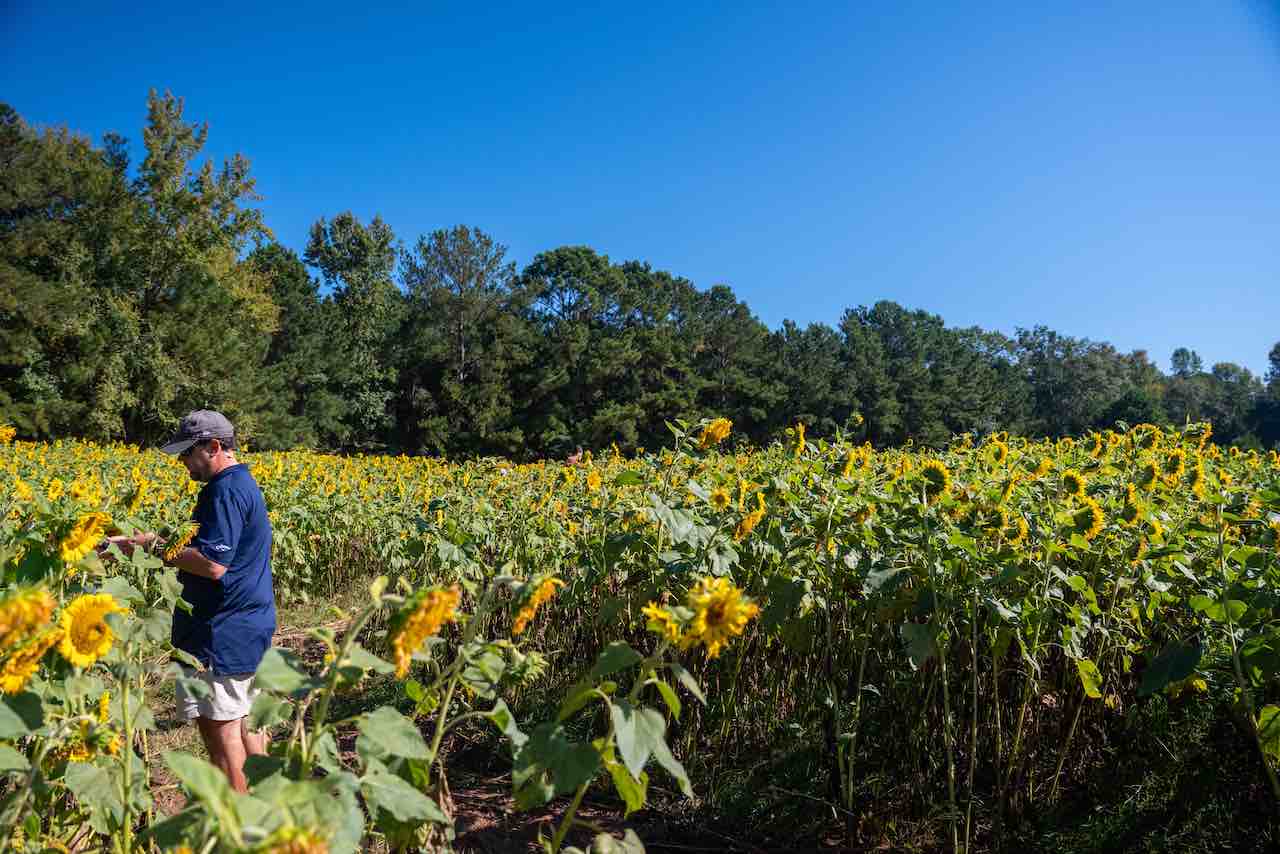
[171,463,276,675]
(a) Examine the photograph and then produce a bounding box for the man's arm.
[100,534,228,581]
[164,547,228,581]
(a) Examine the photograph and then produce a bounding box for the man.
[112,410,276,793]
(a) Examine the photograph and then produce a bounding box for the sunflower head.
[388,586,461,678]
[1060,470,1086,500]
[1070,497,1104,542]
[679,577,760,659]
[698,418,733,450]
[987,440,1009,466]
[920,460,951,500]
[58,593,126,668]
[709,488,731,512]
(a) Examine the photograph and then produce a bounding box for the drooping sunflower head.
[1060,470,1086,500]
[58,593,126,668]
[986,440,1010,466]
[1136,459,1159,492]
[920,460,951,500]
[1005,514,1029,547]
[1119,494,1142,527]
[388,586,461,678]
[0,628,63,694]
[698,418,733,450]
[0,586,55,651]
[679,576,760,659]
[1070,497,1104,542]
[512,576,564,637]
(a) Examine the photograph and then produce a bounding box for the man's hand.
[98,532,160,561]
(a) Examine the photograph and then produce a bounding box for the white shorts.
[175,668,258,721]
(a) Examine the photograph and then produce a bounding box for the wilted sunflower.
[512,576,564,636]
[1071,497,1104,542]
[679,576,760,659]
[1135,459,1159,492]
[0,587,55,651]
[920,460,951,500]
[709,488,732,512]
[0,628,63,694]
[58,593,126,668]
[697,418,732,450]
[388,587,460,678]
[59,512,111,564]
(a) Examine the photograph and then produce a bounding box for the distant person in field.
[566,445,583,465]
[105,410,276,793]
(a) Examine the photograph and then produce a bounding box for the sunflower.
[1119,486,1143,526]
[852,503,876,525]
[642,602,681,643]
[1071,497,1104,542]
[512,576,563,636]
[46,478,64,501]
[1135,460,1159,492]
[0,587,55,651]
[388,587,460,678]
[1086,433,1105,459]
[733,492,767,542]
[255,825,330,854]
[164,522,200,561]
[920,460,951,500]
[679,577,760,659]
[0,628,63,694]
[0,424,14,444]
[841,448,857,478]
[1185,462,1206,497]
[697,418,732,450]
[1061,470,1086,500]
[997,474,1020,505]
[792,422,806,458]
[58,593,126,668]
[59,512,111,564]
[709,488,731,512]
[1163,449,1187,481]
[1005,514,1029,546]
[585,469,602,492]
[987,440,1009,466]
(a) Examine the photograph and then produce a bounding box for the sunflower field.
[1,419,1279,852]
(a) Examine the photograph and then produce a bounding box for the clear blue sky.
[4,1,1279,376]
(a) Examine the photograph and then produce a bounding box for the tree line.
[3,92,1278,456]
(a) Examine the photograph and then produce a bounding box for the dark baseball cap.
[160,410,235,455]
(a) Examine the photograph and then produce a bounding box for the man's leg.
[196,716,250,793]
[242,718,270,757]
